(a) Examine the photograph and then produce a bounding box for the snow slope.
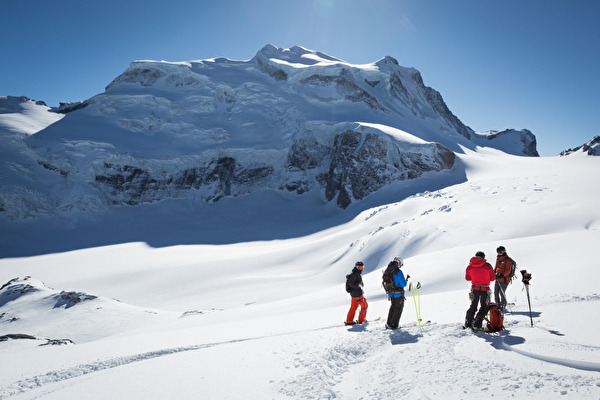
[1,148,599,399]
[0,96,63,136]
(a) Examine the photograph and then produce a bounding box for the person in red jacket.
[464,251,496,331]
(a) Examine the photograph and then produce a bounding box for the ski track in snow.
[0,344,205,399]
[276,322,600,399]
[501,335,600,373]
[278,323,391,399]
[0,324,364,399]
[2,321,600,399]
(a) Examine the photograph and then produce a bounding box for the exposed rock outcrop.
[560,136,600,156]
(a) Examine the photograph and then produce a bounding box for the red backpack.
[485,304,504,333]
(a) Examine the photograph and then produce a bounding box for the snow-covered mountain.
[473,129,538,157]
[560,136,600,156]
[1,46,537,237]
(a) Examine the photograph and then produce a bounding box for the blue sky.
[1,0,598,156]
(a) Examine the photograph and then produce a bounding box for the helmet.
[496,246,506,254]
[355,261,364,270]
[393,257,403,267]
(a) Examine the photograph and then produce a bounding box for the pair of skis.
[344,316,382,326]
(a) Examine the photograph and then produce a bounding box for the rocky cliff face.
[0,46,536,219]
[83,124,455,209]
[319,130,454,208]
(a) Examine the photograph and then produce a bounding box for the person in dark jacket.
[464,251,496,331]
[494,246,513,311]
[385,257,408,330]
[345,261,368,325]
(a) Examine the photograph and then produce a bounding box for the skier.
[345,261,368,325]
[464,251,495,331]
[384,257,408,330]
[494,245,513,311]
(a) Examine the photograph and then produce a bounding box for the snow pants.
[465,289,489,329]
[386,295,405,329]
[346,296,368,324]
[494,281,509,310]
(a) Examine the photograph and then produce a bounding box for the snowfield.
[0,96,63,136]
[1,147,599,399]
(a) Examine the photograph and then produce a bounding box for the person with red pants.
[345,261,368,325]
[464,251,496,331]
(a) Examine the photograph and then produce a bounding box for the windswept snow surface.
[1,149,599,399]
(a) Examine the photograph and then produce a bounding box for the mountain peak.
[375,55,399,67]
[255,44,346,67]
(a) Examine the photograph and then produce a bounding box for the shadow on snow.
[0,163,467,258]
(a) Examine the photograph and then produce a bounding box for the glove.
[359,282,364,287]
[496,273,502,278]
[406,274,411,280]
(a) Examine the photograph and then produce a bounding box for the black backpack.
[507,258,517,283]
[345,274,352,293]
[382,262,400,293]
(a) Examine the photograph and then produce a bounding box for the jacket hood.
[469,257,488,268]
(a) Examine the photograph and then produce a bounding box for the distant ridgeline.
[560,136,600,157]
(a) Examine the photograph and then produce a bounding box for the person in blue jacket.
[385,257,408,330]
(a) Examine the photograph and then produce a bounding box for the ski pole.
[409,282,416,326]
[496,281,508,312]
[520,270,534,327]
[411,282,422,329]
[524,284,533,327]
[417,282,422,329]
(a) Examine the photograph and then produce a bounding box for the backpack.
[382,262,402,294]
[506,258,517,283]
[485,303,504,333]
[345,274,352,293]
